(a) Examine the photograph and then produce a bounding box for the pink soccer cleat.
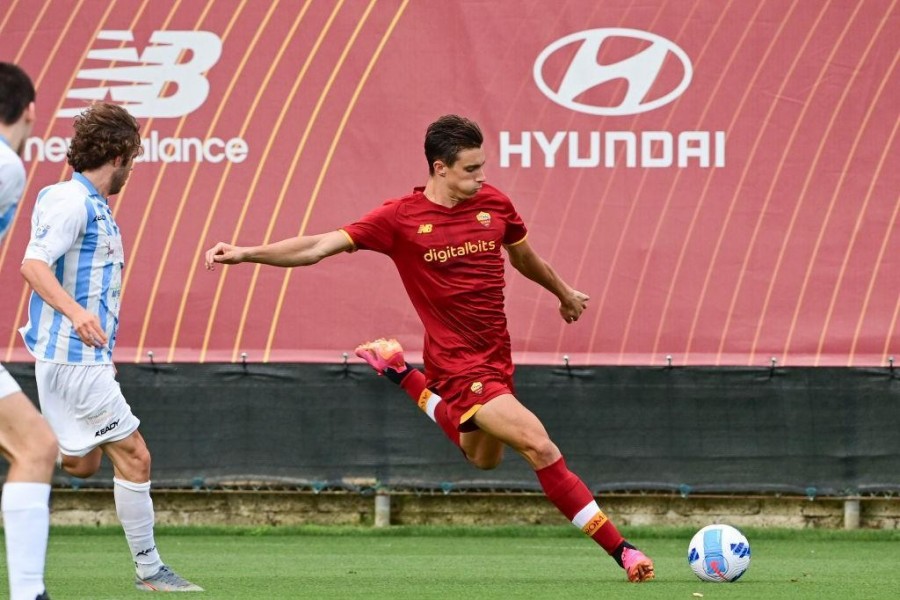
[622,547,655,583]
[354,338,406,375]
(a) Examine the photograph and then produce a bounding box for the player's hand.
[559,289,589,324]
[70,307,108,348]
[204,242,246,270]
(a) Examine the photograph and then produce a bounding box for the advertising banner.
[1,0,897,366]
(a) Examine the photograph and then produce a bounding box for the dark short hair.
[0,62,35,125]
[424,115,483,174]
[66,102,143,172]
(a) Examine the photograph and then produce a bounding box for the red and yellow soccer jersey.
[341,183,527,386]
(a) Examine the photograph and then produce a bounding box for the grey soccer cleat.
[135,565,204,592]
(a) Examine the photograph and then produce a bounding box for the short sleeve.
[501,195,527,246]
[23,194,88,265]
[340,200,399,255]
[0,159,26,241]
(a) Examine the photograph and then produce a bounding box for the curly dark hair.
[66,102,143,172]
[424,115,483,175]
[0,62,35,125]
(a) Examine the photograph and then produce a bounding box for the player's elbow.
[296,249,327,266]
[507,253,527,273]
[20,259,41,285]
[300,237,344,266]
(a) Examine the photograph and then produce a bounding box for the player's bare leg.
[0,388,57,600]
[459,429,505,469]
[59,447,103,478]
[473,395,655,582]
[356,339,508,468]
[102,432,204,592]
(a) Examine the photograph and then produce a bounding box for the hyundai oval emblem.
[533,28,693,116]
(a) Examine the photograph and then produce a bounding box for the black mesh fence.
[3,362,898,496]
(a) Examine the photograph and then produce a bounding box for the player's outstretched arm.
[204,230,352,270]
[505,239,589,323]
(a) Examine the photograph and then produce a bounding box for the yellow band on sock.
[581,510,609,536]
[417,389,433,412]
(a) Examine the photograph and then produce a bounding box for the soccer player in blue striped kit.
[19,102,202,593]
[0,61,57,600]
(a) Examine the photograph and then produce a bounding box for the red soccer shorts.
[436,373,516,432]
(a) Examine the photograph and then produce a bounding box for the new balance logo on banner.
[58,30,222,118]
[31,30,246,163]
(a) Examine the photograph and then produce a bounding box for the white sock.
[418,389,442,423]
[114,477,164,579]
[2,482,50,600]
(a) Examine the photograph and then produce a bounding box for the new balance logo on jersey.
[58,30,222,118]
[417,224,433,234]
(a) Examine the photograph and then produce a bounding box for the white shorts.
[0,363,22,399]
[34,361,140,457]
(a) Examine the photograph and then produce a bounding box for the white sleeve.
[23,195,87,265]
[0,160,26,242]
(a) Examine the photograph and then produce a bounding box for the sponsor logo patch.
[581,510,609,535]
[423,240,496,263]
[95,419,120,437]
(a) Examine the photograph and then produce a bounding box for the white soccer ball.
[687,524,751,582]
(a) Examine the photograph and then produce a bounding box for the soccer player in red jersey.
[204,115,654,582]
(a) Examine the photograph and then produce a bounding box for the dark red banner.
[1,0,897,366]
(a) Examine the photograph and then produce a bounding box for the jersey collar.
[72,172,106,201]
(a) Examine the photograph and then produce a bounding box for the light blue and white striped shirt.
[19,173,124,364]
[0,135,26,243]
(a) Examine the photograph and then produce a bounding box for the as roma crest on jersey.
[476,211,491,227]
[470,381,484,395]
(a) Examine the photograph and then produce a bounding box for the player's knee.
[31,425,59,469]
[125,445,152,480]
[469,453,503,470]
[64,463,98,478]
[15,421,58,467]
[463,437,505,470]
[62,452,102,478]
[520,438,560,469]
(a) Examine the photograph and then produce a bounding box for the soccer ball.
[687,524,751,582]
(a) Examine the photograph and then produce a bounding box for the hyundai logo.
[533,28,693,116]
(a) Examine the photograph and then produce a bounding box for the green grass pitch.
[2,525,898,599]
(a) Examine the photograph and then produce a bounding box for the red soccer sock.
[432,401,461,447]
[398,368,427,403]
[396,368,460,447]
[535,456,625,555]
